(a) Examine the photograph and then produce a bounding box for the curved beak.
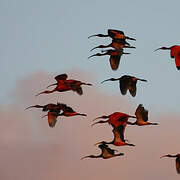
[88,54,97,59]
[94,142,102,146]
[88,34,98,39]
[138,78,148,82]
[25,105,34,110]
[126,37,136,41]
[129,116,137,119]
[90,46,99,52]
[154,48,162,52]
[46,83,57,89]
[101,79,111,84]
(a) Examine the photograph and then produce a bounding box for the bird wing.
[128,80,137,97]
[119,76,130,95]
[113,125,125,143]
[62,105,74,113]
[174,51,180,69]
[55,74,68,81]
[109,55,121,70]
[135,104,148,123]
[176,157,180,174]
[47,111,58,128]
[68,81,83,95]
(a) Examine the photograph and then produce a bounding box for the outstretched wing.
[120,76,130,95]
[135,104,148,123]
[109,55,121,71]
[128,80,137,97]
[47,111,59,128]
[55,74,68,82]
[176,157,180,174]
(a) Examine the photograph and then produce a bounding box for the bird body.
[95,124,135,147]
[88,49,130,71]
[36,74,92,96]
[81,143,124,160]
[92,112,136,127]
[161,154,180,174]
[132,104,158,126]
[88,29,136,41]
[101,75,147,97]
[155,45,180,70]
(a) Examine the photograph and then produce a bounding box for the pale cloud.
[1,70,180,180]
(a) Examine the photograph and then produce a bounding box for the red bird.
[155,45,180,70]
[36,74,92,96]
[90,39,136,51]
[161,154,180,174]
[92,112,136,127]
[131,104,158,126]
[42,105,87,127]
[25,102,65,112]
[88,49,130,71]
[101,75,147,97]
[81,143,124,160]
[95,124,135,147]
[88,29,136,41]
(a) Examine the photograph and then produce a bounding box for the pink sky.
[1,70,180,180]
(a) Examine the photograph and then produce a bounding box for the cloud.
[1,69,180,180]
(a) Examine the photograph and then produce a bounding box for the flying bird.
[160,154,180,174]
[88,29,136,41]
[130,104,158,126]
[90,39,136,51]
[154,45,180,70]
[81,143,124,160]
[95,124,135,147]
[101,75,147,97]
[92,112,136,127]
[88,49,130,71]
[36,74,92,96]
[25,102,65,112]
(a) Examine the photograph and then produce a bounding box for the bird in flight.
[154,45,180,70]
[160,154,180,174]
[88,29,136,41]
[88,49,130,71]
[90,39,136,51]
[25,102,65,112]
[36,73,92,96]
[95,123,135,147]
[81,143,124,160]
[101,75,147,97]
[130,104,158,126]
[91,112,136,127]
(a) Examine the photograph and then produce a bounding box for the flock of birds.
[26,29,180,174]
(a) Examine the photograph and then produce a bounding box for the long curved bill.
[88,34,98,39]
[129,115,137,119]
[35,92,43,97]
[41,114,48,118]
[25,105,35,110]
[101,78,112,84]
[160,155,168,158]
[94,141,103,146]
[90,46,100,52]
[138,78,148,82]
[154,48,162,52]
[92,116,106,121]
[88,54,98,59]
[46,83,57,88]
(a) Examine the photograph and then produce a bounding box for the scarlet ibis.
[90,39,136,51]
[81,143,124,160]
[88,49,130,71]
[95,124,135,147]
[25,102,65,112]
[130,104,158,126]
[91,112,136,127]
[154,45,180,70]
[101,75,147,97]
[36,74,92,96]
[160,154,180,174]
[88,29,136,41]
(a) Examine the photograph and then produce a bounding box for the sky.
[1,0,180,179]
